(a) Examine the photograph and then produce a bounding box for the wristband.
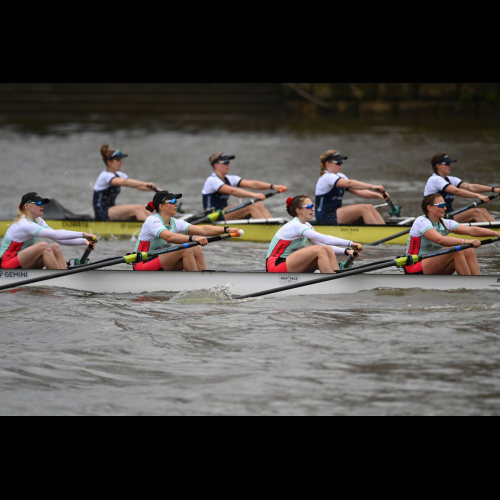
[189,236,193,243]
[345,249,351,256]
[270,184,275,190]
[224,226,230,234]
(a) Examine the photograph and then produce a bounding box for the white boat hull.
[1,269,500,297]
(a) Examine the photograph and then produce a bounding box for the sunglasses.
[433,203,447,209]
[440,162,452,167]
[301,204,315,210]
[27,201,45,206]
[218,161,231,165]
[160,199,178,205]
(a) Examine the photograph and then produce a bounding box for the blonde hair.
[320,150,339,177]
[13,207,40,225]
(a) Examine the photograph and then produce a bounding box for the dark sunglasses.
[301,203,315,210]
[218,161,231,165]
[160,199,178,206]
[433,203,447,209]
[27,201,45,206]
[440,162,452,167]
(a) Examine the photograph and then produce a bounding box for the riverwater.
[1,117,500,416]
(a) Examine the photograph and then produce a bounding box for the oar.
[188,190,285,225]
[0,233,240,293]
[445,193,500,220]
[235,237,500,300]
[368,228,411,247]
[74,238,97,266]
[383,192,402,217]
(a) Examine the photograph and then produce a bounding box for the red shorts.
[405,262,424,275]
[0,255,22,269]
[133,259,163,272]
[266,255,289,273]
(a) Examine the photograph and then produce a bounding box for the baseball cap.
[432,154,457,167]
[324,152,349,163]
[19,192,51,210]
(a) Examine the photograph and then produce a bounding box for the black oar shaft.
[446,193,499,219]
[369,228,411,247]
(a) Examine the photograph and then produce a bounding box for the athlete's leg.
[453,208,496,223]
[109,205,152,222]
[337,205,386,225]
[324,246,340,271]
[286,246,335,273]
[158,248,198,271]
[223,202,272,221]
[463,247,481,275]
[50,244,68,269]
[18,243,62,269]
[192,246,208,271]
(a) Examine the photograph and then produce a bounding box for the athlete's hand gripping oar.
[445,193,500,220]
[235,237,500,300]
[339,246,363,270]
[188,190,285,225]
[74,238,97,266]
[383,192,402,217]
[0,233,242,293]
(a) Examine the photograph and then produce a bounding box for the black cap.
[210,153,236,165]
[432,154,457,167]
[19,192,50,210]
[147,191,183,212]
[324,152,348,163]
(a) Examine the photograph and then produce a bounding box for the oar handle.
[383,192,401,217]
[74,238,97,266]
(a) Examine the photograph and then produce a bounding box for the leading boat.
[0,269,500,296]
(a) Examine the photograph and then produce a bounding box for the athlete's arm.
[218,184,266,201]
[454,226,500,238]
[444,185,490,203]
[460,183,500,195]
[111,177,157,192]
[336,178,386,193]
[239,180,288,192]
[159,229,208,247]
[348,188,387,199]
[303,229,363,251]
[188,226,241,237]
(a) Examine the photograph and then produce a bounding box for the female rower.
[315,150,390,225]
[93,145,161,222]
[133,191,243,272]
[266,196,363,273]
[405,193,499,275]
[201,153,288,220]
[0,193,98,270]
[424,153,500,222]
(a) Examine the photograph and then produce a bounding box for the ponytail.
[286,195,308,218]
[101,145,117,165]
[320,150,338,177]
[145,201,156,213]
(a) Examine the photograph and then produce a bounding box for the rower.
[424,153,500,223]
[93,145,161,222]
[266,196,363,273]
[315,150,390,225]
[0,193,98,270]
[405,193,499,276]
[201,153,288,220]
[133,191,243,272]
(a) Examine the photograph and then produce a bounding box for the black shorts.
[315,208,339,226]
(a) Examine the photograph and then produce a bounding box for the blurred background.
[1,83,499,219]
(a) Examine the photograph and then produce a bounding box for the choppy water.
[1,117,500,416]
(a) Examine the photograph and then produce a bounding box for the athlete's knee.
[50,244,63,254]
[39,242,52,252]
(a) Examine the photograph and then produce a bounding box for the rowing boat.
[0,269,499,296]
[2,217,499,245]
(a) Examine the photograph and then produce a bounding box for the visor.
[435,154,457,165]
[110,150,129,160]
[211,153,236,165]
[324,153,349,163]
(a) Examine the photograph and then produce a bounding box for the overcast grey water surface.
[1,118,500,416]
